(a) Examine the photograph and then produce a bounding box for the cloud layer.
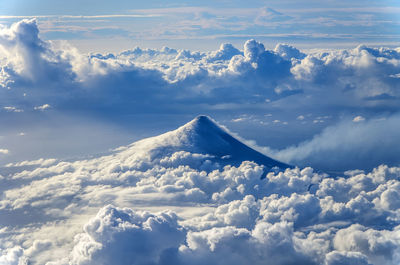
[0,117,399,265]
[2,0,400,50]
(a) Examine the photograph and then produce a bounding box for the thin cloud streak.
[0,14,161,19]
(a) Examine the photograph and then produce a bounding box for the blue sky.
[0,0,400,51]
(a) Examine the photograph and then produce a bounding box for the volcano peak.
[128,115,290,171]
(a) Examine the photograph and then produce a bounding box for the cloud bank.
[273,115,400,171]
[0,117,399,265]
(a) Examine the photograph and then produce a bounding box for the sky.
[0,0,399,51]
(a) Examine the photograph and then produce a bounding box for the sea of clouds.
[0,19,400,264]
[1,19,400,170]
[0,118,399,265]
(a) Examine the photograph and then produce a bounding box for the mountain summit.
[126,115,290,171]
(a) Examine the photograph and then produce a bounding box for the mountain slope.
[123,115,290,171]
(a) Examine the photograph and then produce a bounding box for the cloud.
[0,247,27,265]
[3,107,23,113]
[5,158,57,167]
[0,15,159,19]
[206,43,242,62]
[353,116,365,122]
[0,149,9,154]
[55,204,317,265]
[255,7,293,25]
[325,251,372,265]
[180,221,314,265]
[0,117,399,264]
[33,104,51,111]
[69,205,185,265]
[0,19,74,85]
[1,19,400,265]
[272,115,400,170]
[333,225,400,264]
[2,15,400,265]
[4,2,398,46]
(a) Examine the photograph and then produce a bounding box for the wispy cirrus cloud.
[1,3,399,47]
[0,14,161,19]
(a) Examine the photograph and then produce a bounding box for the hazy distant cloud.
[0,14,160,19]
[3,106,23,112]
[34,104,51,111]
[5,158,57,167]
[273,115,400,170]
[353,116,365,122]
[0,148,9,154]
[2,2,398,46]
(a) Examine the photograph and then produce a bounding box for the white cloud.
[333,225,400,264]
[0,247,27,265]
[272,115,400,170]
[5,158,57,167]
[353,116,365,122]
[3,107,23,113]
[0,15,160,19]
[69,205,185,265]
[0,117,399,264]
[231,118,246,122]
[33,104,51,111]
[0,149,9,154]
[325,251,371,265]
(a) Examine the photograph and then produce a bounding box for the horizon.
[1,0,400,52]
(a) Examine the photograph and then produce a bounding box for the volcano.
[124,115,290,171]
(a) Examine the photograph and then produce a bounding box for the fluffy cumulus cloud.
[0,116,399,265]
[68,205,185,265]
[2,19,400,107]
